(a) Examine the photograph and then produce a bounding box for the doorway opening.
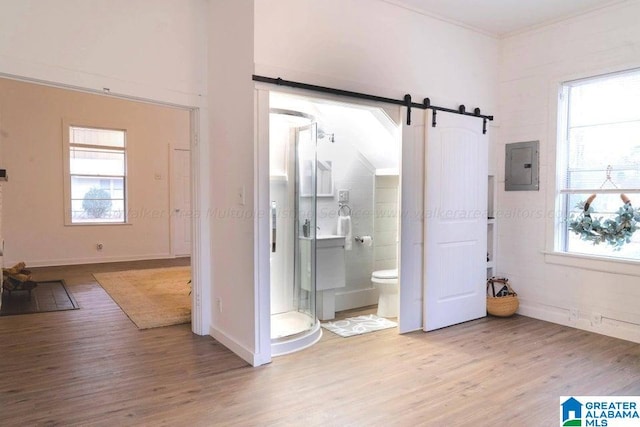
[0,76,196,329]
[267,91,401,355]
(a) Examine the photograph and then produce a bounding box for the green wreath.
[568,194,640,250]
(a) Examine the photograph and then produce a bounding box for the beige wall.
[0,78,190,266]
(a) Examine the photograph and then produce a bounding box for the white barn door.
[424,112,488,331]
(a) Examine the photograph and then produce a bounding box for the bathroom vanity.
[300,235,346,320]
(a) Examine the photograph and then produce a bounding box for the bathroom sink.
[317,234,344,240]
[299,234,345,240]
[299,235,346,247]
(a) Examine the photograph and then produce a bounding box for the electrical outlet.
[96,243,104,251]
[591,312,602,326]
[569,308,578,322]
[338,189,349,203]
[216,297,222,313]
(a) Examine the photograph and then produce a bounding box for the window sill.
[65,222,133,227]
[543,250,640,277]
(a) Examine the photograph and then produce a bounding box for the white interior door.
[171,148,192,256]
[424,112,488,331]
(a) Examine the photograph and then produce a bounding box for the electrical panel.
[505,141,539,191]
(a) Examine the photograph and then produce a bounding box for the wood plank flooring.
[1,260,639,426]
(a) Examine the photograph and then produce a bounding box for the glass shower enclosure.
[270,108,322,355]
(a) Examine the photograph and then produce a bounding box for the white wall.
[497,1,640,342]
[209,0,269,366]
[317,141,377,310]
[255,0,498,112]
[0,0,207,106]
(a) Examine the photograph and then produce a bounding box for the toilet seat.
[372,269,398,280]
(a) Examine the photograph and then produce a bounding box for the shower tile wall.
[374,175,399,271]
[316,140,374,292]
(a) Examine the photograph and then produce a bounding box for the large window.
[66,126,127,224]
[557,68,640,260]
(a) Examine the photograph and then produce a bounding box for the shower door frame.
[293,123,318,327]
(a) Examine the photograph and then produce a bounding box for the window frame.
[63,120,129,226]
[554,68,640,262]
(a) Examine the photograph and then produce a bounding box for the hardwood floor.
[1,260,640,426]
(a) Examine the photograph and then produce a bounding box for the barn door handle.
[271,201,277,253]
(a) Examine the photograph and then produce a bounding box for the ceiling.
[271,92,400,172]
[383,0,625,36]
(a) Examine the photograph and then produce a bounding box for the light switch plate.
[237,186,245,206]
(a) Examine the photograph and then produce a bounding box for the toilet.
[371,269,398,318]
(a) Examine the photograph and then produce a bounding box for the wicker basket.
[486,277,519,317]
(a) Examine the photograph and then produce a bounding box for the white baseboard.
[335,287,379,312]
[518,298,640,344]
[6,253,178,268]
[210,325,268,367]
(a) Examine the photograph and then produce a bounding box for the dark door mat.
[1,280,79,316]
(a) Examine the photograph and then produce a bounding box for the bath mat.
[321,314,397,337]
[93,266,190,329]
[0,280,79,316]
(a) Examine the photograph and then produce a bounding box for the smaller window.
[66,126,127,224]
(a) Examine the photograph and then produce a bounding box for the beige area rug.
[93,266,191,329]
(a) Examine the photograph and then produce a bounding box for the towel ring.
[338,204,351,216]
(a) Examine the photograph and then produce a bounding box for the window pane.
[70,147,125,175]
[566,234,640,260]
[71,196,125,223]
[569,71,640,127]
[567,122,640,170]
[71,176,124,199]
[70,126,125,148]
[70,176,125,223]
